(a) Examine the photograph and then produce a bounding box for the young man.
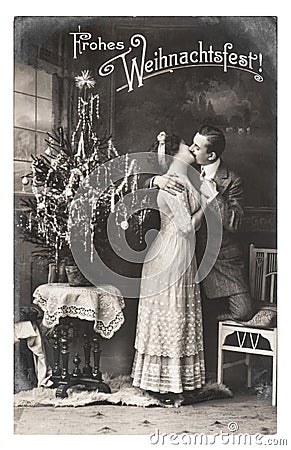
[151,125,256,321]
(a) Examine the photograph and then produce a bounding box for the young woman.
[131,132,206,406]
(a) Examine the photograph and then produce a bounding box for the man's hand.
[153,174,185,195]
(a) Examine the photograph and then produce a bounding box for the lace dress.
[131,174,205,393]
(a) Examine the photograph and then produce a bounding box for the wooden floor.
[14,392,276,436]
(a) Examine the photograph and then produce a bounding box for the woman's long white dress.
[131,174,205,393]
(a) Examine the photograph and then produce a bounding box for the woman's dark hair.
[149,133,181,156]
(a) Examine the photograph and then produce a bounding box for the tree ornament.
[110,188,115,213]
[77,131,85,158]
[120,220,129,230]
[75,70,96,90]
[21,176,29,186]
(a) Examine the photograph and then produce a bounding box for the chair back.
[249,244,277,305]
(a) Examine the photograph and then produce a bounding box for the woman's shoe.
[158,392,179,407]
[147,391,179,406]
[159,396,176,407]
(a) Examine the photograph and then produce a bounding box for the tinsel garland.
[19,70,145,265]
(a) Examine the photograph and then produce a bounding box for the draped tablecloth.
[33,283,125,339]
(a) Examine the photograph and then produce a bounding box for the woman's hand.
[153,174,185,195]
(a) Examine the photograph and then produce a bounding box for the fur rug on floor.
[14,374,232,408]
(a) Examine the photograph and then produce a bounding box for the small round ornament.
[21,176,29,186]
[120,220,129,230]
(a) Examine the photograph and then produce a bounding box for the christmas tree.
[18,70,141,271]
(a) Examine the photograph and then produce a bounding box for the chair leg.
[272,351,277,407]
[217,323,223,384]
[245,354,252,388]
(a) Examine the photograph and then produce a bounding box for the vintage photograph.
[13,16,277,438]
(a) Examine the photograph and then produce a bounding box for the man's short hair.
[198,125,226,157]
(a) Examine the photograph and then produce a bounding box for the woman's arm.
[150,174,185,195]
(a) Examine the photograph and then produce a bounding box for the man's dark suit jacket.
[197,160,249,299]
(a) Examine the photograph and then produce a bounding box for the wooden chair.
[217,244,277,405]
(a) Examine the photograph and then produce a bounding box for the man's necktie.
[199,167,218,200]
[200,167,205,181]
